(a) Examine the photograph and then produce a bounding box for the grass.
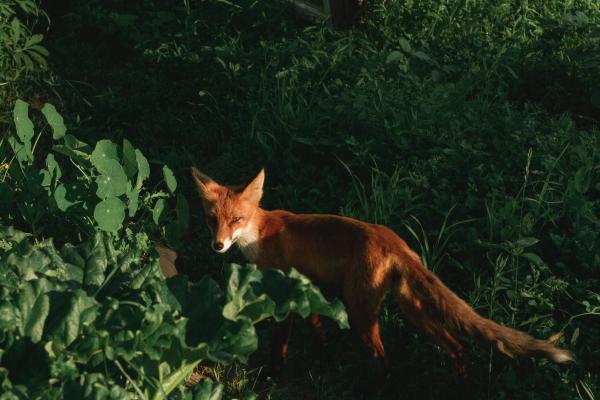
[3,0,600,398]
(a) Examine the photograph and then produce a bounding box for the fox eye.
[231,216,242,224]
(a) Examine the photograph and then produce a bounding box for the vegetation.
[1,0,599,398]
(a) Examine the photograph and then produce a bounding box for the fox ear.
[241,168,264,204]
[191,167,218,201]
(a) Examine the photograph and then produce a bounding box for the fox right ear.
[191,167,218,201]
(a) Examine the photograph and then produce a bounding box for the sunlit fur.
[191,167,573,380]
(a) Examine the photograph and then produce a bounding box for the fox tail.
[394,263,573,364]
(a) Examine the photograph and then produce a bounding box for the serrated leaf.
[135,149,149,190]
[94,197,126,232]
[41,103,67,140]
[95,159,128,199]
[163,165,177,193]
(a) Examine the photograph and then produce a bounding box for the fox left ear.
[191,167,218,201]
[241,168,264,204]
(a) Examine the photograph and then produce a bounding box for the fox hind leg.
[270,315,294,373]
[344,285,388,375]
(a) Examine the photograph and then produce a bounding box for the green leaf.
[41,103,67,140]
[54,182,88,212]
[386,50,405,64]
[514,237,539,248]
[95,159,128,199]
[90,140,119,173]
[53,134,92,163]
[13,100,34,143]
[41,154,61,188]
[163,165,177,193]
[8,134,33,165]
[44,290,98,349]
[126,186,140,217]
[60,233,115,288]
[122,139,137,178]
[574,167,591,194]
[521,252,544,267]
[191,378,224,400]
[17,279,51,342]
[94,197,126,232]
[135,149,150,190]
[152,199,165,224]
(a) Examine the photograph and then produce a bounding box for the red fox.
[191,167,573,379]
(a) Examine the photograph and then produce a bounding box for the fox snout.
[211,236,231,253]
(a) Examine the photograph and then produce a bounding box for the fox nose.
[212,242,224,251]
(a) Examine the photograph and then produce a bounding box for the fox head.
[191,167,264,253]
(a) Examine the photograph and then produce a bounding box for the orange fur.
[191,168,573,378]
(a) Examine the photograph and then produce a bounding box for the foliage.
[0,226,348,399]
[0,0,48,108]
[1,100,188,247]
[1,0,599,398]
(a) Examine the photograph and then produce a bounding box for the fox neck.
[234,207,264,263]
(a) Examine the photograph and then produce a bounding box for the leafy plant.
[0,227,348,399]
[1,100,188,247]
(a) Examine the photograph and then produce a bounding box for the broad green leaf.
[17,279,51,342]
[53,134,92,163]
[41,103,67,140]
[7,135,33,165]
[90,140,119,173]
[95,159,128,199]
[94,197,126,232]
[60,232,116,288]
[122,139,137,178]
[126,186,140,217]
[165,194,189,246]
[522,252,544,267]
[399,38,412,52]
[152,199,165,224]
[515,237,539,248]
[41,154,61,188]
[163,165,177,193]
[54,183,85,212]
[574,167,591,194]
[0,302,17,330]
[386,50,405,64]
[135,149,150,190]
[13,100,34,143]
[191,378,224,400]
[44,290,98,349]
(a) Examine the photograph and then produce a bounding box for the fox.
[191,167,573,381]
